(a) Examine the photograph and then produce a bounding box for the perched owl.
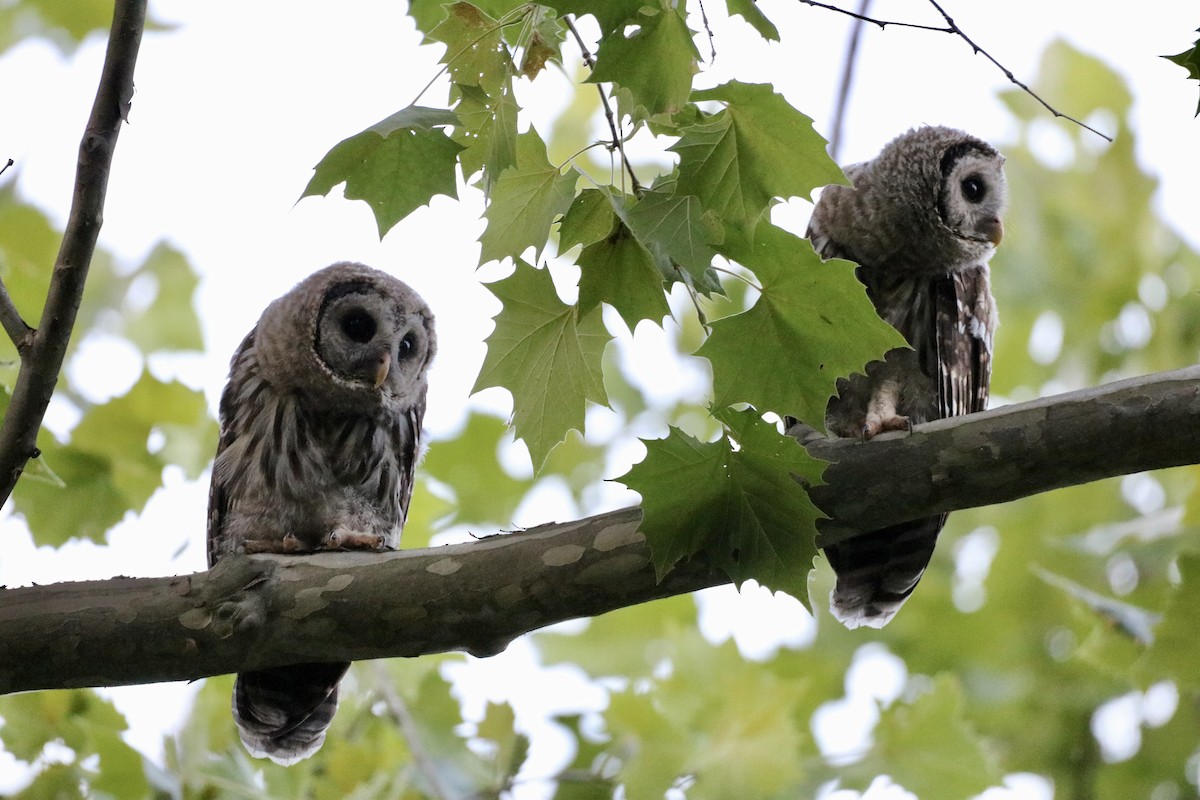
[207,262,436,764]
[806,126,1005,629]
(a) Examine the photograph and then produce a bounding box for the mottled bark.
[1,366,1197,695]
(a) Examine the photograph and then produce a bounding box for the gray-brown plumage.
[207,262,436,764]
[805,126,1005,629]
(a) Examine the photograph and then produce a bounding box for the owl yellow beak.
[981,217,1004,246]
[373,352,391,388]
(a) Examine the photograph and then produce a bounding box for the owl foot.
[862,414,911,440]
[322,529,387,551]
[241,534,304,554]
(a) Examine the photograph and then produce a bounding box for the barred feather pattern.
[206,263,434,764]
[804,127,1003,629]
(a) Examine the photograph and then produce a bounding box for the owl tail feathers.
[824,515,946,629]
[233,662,351,766]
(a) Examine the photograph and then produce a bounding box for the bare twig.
[563,15,643,196]
[372,663,459,800]
[799,0,1114,142]
[924,0,1112,141]
[697,0,716,63]
[798,0,951,32]
[828,0,871,160]
[0,159,12,178]
[0,0,146,502]
[0,276,32,352]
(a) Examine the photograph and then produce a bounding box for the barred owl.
[806,126,1005,629]
[207,262,436,764]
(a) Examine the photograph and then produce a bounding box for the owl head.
[816,126,1007,275]
[252,262,436,412]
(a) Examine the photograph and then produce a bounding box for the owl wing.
[936,265,995,418]
[207,328,262,568]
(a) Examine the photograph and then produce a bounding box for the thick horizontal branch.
[2,366,1199,694]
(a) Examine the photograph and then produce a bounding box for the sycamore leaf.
[1163,30,1200,116]
[698,222,906,426]
[119,243,204,353]
[672,81,844,237]
[538,0,646,35]
[302,105,464,238]
[558,188,618,253]
[620,408,824,602]
[725,0,780,41]
[841,675,1000,800]
[589,6,698,117]
[479,129,577,265]
[474,262,610,469]
[454,80,519,193]
[520,8,564,78]
[422,412,532,526]
[577,222,671,330]
[426,1,513,96]
[627,189,721,286]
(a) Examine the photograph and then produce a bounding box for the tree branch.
[2,366,1198,695]
[0,0,145,501]
[563,15,643,196]
[798,0,1113,142]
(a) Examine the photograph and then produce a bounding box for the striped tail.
[824,514,946,629]
[232,662,350,765]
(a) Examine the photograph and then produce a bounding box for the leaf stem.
[563,15,643,196]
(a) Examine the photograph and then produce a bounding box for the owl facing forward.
[806,126,1006,629]
[207,262,436,764]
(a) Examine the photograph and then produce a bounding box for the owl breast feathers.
[805,126,1006,629]
[207,262,436,764]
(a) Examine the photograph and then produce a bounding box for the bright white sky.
[0,1,1197,797]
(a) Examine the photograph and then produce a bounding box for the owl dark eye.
[397,331,417,359]
[340,308,377,343]
[961,175,986,203]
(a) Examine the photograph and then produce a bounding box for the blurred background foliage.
[1,6,1199,800]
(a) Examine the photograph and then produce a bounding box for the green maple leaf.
[426,1,513,96]
[1163,29,1200,116]
[842,675,1000,799]
[538,0,646,34]
[478,129,577,265]
[589,5,698,117]
[697,222,906,426]
[1139,553,1200,690]
[725,0,779,41]
[558,188,618,253]
[453,81,519,193]
[672,81,845,237]
[473,261,610,468]
[620,408,824,602]
[577,222,671,330]
[302,105,464,238]
[626,188,721,287]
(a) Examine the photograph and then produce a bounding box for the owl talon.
[862,415,911,440]
[322,530,387,551]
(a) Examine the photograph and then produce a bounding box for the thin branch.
[799,0,1114,142]
[0,158,12,178]
[924,0,1112,141]
[0,276,32,353]
[3,366,1200,695]
[372,663,459,800]
[798,0,951,32]
[828,0,871,161]
[563,15,643,196]
[697,0,716,63]
[0,0,146,502]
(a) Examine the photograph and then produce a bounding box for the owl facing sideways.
[207,262,436,764]
[805,126,1006,629]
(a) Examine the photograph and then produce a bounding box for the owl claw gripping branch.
[806,126,1006,629]
[207,262,435,764]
